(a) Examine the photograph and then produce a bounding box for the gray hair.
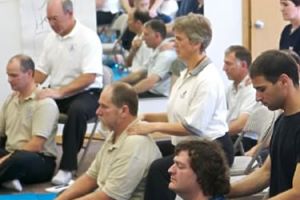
[173,13,212,52]
[62,0,73,13]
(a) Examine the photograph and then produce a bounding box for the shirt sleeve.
[32,98,59,139]
[81,32,103,76]
[102,136,154,200]
[148,50,176,79]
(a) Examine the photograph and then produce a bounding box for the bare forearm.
[133,76,158,94]
[150,122,191,136]
[56,175,97,200]
[59,74,96,97]
[228,159,271,198]
[22,136,45,152]
[269,189,300,200]
[143,112,168,122]
[34,70,47,84]
[120,0,132,13]
[125,49,138,67]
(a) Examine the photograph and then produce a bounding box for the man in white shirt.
[132,19,177,97]
[223,45,257,152]
[34,0,103,185]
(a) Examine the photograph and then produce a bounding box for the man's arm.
[75,191,114,200]
[133,74,160,94]
[37,73,96,99]
[34,70,48,84]
[268,163,300,200]
[56,174,98,200]
[228,156,271,198]
[228,113,249,136]
[120,0,133,13]
[22,136,46,152]
[120,70,147,85]
[125,38,143,67]
[149,0,163,17]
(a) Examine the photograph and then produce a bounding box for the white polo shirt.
[130,35,153,72]
[100,0,122,14]
[145,39,177,96]
[167,57,228,145]
[226,76,257,139]
[37,20,103,92]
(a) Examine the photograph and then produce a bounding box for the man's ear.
[278,73,291,87]
[120,104,130,117]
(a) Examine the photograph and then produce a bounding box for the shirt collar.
[56,19,79,40]
[188,56,212,76]
[107,118,139,151]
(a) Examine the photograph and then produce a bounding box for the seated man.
[129,19,177,97]
[0,55,58,191]
[35,0,103,185]
[223,45,257,152]
[228,50,300,199]
[56,82,161,200]
[168,140,230,200]
[120,9,153,85]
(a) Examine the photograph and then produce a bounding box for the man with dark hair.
[229,50,300,199]
[121,10,153,85]
[169,140,230,200]
[131,19,176,97]
[56,82,161,200]
[223,45,257,152]
[0,54,58,191]
[35,0,103,185]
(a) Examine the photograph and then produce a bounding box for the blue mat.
[0,193,56,200]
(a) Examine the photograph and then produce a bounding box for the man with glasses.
[34,0,103,185]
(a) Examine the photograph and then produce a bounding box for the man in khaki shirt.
[0,54,59,191]
[57,82,161,200]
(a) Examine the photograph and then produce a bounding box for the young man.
[56,82,161,200]
[168,140,230,200]
[229,50,300,199]
[0,55,58,191]
[35,0,103,185]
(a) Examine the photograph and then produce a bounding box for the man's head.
[280,0,300,21]
[6,54,35,92]
[168,140,230,199]
[143,19,166,49]
[47,0,75,36]
[96,82,138,132]
[128,9,151,34]
[173,13,212,53]
[223,45,252,84]
[250,50,299,110]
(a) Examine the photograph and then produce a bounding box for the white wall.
[205,0,242,86]
[0,0,22,106]
[0,0,242,104]
[0,0,96,105]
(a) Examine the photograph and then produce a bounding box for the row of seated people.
[1,1,300,200]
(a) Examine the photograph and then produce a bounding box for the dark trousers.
[96,11,118,26]
[144,133,234,200]
[0,149,56,184]
[56,89,100,171]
